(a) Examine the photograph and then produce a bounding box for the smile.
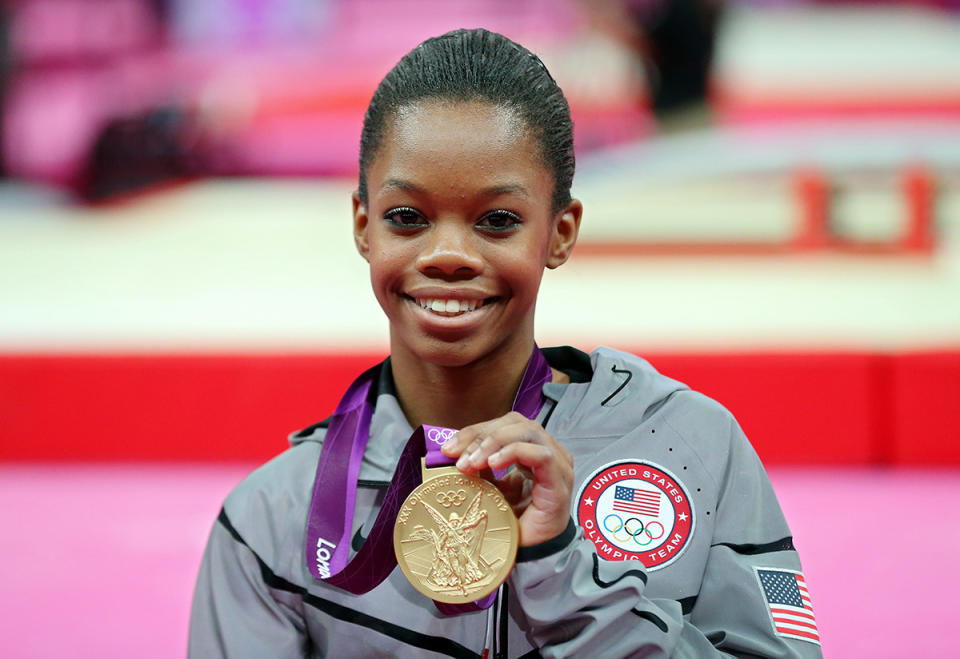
[414,297,486,316]
[402,294,500,318]
[417,298,483,314]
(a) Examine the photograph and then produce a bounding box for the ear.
[546,199,582,269]
[352,191,371,262]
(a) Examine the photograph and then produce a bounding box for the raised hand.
[440,411,574,547]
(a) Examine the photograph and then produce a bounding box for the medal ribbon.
[305,346,552,614]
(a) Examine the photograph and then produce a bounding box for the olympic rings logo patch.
[425,426,456,445]
[602,514,665,546]
[576,460,695,571]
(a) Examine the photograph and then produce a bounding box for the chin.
[411,337,484,369]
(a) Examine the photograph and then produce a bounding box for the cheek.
[367,237,421,306]
[366,250,401,304]
[369,258,398,291]
[499,245,548,301]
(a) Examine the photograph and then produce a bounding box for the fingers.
[438,412,513,466]
[496,469,533,515]
[441,412,573,470]
[438,411,574,546]
[440,412,550,473]
[487,441,567,485]
[493,438,573,545]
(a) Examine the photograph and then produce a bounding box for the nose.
[415,220,484,278]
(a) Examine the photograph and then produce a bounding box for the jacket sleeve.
[508,418,823,659]
[188,511,310,658]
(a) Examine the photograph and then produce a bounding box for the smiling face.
[353,99,581,369]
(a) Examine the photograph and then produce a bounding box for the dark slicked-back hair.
[358,28,575,213]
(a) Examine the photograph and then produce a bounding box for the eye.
[383,206,427,229]
[476,210,522,232]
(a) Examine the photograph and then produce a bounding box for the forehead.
[369,100,553,201]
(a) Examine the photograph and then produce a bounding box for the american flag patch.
[612,485,661,517]
[755,568,820,645]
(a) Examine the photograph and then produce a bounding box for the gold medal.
[393,459,519,604]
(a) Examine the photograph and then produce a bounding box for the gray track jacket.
[190,346,823,658]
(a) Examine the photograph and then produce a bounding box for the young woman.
[190,29,821,658]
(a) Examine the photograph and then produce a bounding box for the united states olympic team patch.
[576,460,694,570]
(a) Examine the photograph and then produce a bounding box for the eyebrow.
[380,178,425,194]
[482,184,530,198]
[380,178,530,199]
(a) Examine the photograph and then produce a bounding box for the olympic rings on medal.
[436,489,467,508]
[602,513,666,547]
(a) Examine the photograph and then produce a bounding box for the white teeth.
[416,298,480,314]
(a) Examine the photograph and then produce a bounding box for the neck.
[389,341,535,430]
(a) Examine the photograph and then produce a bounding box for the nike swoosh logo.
[352,526,366,552]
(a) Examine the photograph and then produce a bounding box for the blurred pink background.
[2,1,959,657]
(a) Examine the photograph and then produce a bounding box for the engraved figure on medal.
[410,492,487,594]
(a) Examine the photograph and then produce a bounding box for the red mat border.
[2,350,957,465]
